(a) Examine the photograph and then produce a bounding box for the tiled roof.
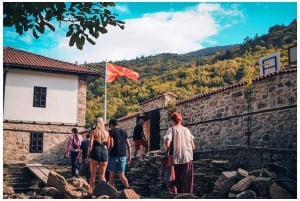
[3,47,103,76]
[177,67,297,105]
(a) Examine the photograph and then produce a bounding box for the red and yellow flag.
[106,63,139,82]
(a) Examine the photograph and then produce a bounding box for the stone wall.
[194,146,297,179]
[118,68,297,152]
[3,122,86,164]
[77,77,87,126]
[174,69,297,150]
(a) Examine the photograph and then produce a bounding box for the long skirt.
[174,160,194,193]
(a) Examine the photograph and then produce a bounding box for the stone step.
[4,176,38,183]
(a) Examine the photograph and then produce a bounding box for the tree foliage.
[3,2,125,50]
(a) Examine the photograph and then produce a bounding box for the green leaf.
[44,21,55,31]
[35,23,45,34]
[76,40,83,50]
[16,24,23,35]
[45,10,54,21]
[94,31,99,38]
[3,17,13,27]
[86,37,96,45]
[99,27,107,34]
[69,33,77,47]
[32,29,39,39]
[66,29,73,37]
[80,35,85,47]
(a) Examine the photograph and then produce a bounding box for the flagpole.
[104,61,107,123]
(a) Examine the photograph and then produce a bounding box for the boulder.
[66,176,90,190]
[236,190,256,199]
[236,168,249,180]
[214,171,237,193]
[174,193,199,199]
[119,189,141,199]
[250,177,271,198]
[40,187,60,198]
[64,183,92,199]
[270,183,295,199]
[47,171,67,193]
[3,183,15,195]
[230,175,255,192]
[93,181,119,198]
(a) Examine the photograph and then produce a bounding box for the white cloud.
[115,4,129,14]
[4,3,244,64]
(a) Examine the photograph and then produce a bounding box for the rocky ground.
[4,167,296,199]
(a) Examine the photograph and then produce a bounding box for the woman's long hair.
[95,117,107,143]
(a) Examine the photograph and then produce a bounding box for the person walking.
[87,117,111,192]
[79,133,91,182]
[108,118,131,189]
[65,127,83,178]
[133,119,148,157]
[164,112,195,194]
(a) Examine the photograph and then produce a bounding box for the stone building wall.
[3,77,88,164]
[3,122,86,164]
[172,69,297,150]
[117,69,297,152]
[77,77,87,126]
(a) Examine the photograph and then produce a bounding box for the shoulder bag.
[160,128,175,181]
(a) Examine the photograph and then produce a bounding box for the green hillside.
[85,19,297,127]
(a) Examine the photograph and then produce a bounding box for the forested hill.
[85,19,297,126]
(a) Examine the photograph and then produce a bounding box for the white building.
[3,47,102,164]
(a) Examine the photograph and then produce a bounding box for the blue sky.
[2,2,297,64]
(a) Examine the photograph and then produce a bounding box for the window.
[33,86,47,107]
[30,132,44,153]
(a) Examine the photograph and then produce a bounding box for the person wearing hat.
[164,112,195,193]
[65,127,83,177]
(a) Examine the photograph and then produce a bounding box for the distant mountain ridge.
[184,44,239,57]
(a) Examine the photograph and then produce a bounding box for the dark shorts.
[134,139,148,150]
[89,143,108,162]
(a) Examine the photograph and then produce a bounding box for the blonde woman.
[87,117,111,191]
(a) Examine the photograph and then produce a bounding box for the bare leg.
[89,159,97,191]
[98,162,108,182]
[118,172,129,188]
[109,171,115,187]
[134,149,138,158]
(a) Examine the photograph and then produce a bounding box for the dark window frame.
[262,56,278,75]
[33,86,47,108]
[30,132,44,153]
